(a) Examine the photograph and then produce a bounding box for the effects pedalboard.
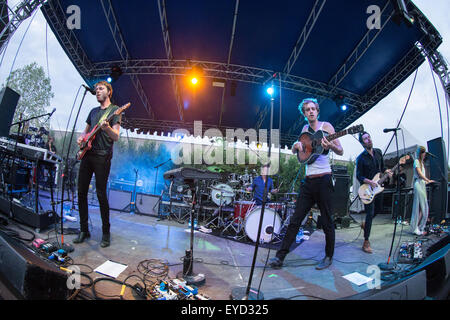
[398,240,424,264]
[147,279,211,300]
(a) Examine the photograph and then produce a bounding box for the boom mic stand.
[231,85,275,300]
[379,128,401,271]
[57,86,91,253]
[153,158,171,195]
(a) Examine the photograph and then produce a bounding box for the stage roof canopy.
[41,0,442,145]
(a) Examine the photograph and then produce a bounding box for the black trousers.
[77,153,112,234]
[276,174,335,260]
[363,193,383,240]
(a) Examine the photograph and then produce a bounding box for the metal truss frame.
[0,0,46,55]
[100,0,155,119]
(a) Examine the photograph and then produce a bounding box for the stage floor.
[18,199,442,301]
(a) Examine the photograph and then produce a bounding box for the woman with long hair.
[410,146,435,235]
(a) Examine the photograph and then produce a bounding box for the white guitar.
[358,154,410,204]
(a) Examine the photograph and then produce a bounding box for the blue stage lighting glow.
[107,76,113,83]
[266,87,274,96]
[341,104,347,111]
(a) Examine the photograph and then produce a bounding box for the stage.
[2,190,447,301]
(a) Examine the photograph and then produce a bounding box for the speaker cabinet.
[392,190,414,221]
[427,137,448,222]
[108,189,132,211]
[331,174,350,217]
[135,193,160,216]
[0,86,20,137]
[0,230,68,299]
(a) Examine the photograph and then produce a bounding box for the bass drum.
[244,206,281,243]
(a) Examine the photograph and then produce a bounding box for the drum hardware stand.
[177,179,205,286]
[204,190,228,229]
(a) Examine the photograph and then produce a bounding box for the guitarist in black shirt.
[73,81,121,248]
[356,131,391,253]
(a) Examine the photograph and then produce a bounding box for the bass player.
[356,131,392,253]
[73,81,121,248]
[268,97,343,270]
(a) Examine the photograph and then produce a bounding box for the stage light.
[191,77,198,85]
[334,94,348,112]
[266,87,274,96]
[256,142,262,149]
[107,66,123,83]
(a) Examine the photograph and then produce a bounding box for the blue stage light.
[340,104,347,111]
[266,87,274,96]
[107,76,113,83]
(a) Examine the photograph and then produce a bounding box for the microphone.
[426,151,438,159]
[383,128,401,133]
[82,84,96,95]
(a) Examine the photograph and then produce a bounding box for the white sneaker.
[414,227,422,236]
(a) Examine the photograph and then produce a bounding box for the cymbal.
[281,192,298,195]
[207,166,224,173]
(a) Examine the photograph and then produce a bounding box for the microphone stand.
[379,128,401,271]
[7,111,55,220]
[153,158,171,195]
[231,85,275,300]
[57,86,90,253]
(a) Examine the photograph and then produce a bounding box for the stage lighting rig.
[334,94,348,112]
[107,66,123,83]
[391,0,415,27]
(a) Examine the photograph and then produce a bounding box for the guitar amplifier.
[135,193,160,216]
[331,174,350,217]
[108,189,132,211]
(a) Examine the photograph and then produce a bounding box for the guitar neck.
[322,129,347,142]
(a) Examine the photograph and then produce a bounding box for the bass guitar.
[358,154,410,204]
[296,124,364,164]
[76,102,131,160]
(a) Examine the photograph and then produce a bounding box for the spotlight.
[187,66,204,87]
[256,142,262,149]
[266,87,274,96]
[191,77,198,85]
[334,94,348,112]
[107,66,122,83]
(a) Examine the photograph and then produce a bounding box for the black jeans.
[363,193,383,240]
[77,152,112,234]
[276,174,335,260]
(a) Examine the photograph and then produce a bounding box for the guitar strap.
[96,105,114,126]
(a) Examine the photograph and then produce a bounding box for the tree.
[2,62,54,134]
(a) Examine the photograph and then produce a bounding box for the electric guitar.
[358,154,410,204]
[76,102,130,160]
[295,124,364,164]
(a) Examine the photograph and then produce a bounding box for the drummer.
[246,164,278,206]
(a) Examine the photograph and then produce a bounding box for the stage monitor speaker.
[427,137,448,222]
[342,269,427,300]
[108,189,132,211]
[0,229,68,299]
[136,193,160,216]
[331,174,350,217]
[392,190,413,221]
[0,86,20,137]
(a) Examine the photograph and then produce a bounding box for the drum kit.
[167,166,299,244]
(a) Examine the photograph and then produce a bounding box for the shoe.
[100,234,110,248]
[315,257,332,270]
[267,257,283,269]
[73,231,90,244]
[362,240,373,254]
[414,227,422,236]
